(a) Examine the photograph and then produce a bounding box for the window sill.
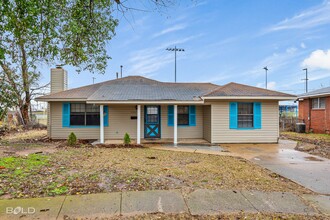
[69,126,101,128]
[167,125,195,127]
[311,108,325,111]
[230,128,261,130]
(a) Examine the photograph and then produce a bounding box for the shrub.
[124,133,131,145]
[67,132,77,146]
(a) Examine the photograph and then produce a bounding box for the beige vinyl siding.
[50,102,101,139]
[107,105,144,139]
[47,102,51,138]
[49,103,144,140]
[108,105,203,139]
[160,105,203,139]
[203,105,211,142]
[210,100,279,143]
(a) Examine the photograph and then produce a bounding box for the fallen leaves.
[0,144,311,199]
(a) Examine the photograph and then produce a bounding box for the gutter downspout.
[308,98,311,132]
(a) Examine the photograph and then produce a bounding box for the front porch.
[103,138,211,145]
[95,103,210,145]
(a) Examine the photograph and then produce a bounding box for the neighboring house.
[36,67,296,144]
[298,87,330,134]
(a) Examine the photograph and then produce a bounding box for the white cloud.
[301,43,306,49]
[241,46,305,79]
[152,24,186,38]
[302,49,330,70]
[127,35,202,75]
[286,47,297,54]
[256,81,276,90]
[263,1,330,33]
[267,82,277,90]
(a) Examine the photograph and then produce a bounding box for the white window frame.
[312,97,326,109]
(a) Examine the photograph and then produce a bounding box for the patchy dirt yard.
[105,213,327,220]
[0,129,57,157]
[281,132,330,159]
[0,129,312,199]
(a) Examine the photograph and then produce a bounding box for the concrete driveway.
[222,140,330,195]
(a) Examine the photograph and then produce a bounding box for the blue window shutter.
[229,102,238,129]
[189,105,196,126]
[168,105,174,126]
[254,102,262,129]
[104,106,109,127]
[62,102,70,127]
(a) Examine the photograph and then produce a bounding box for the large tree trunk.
[19,42,31,125]
[20,104,30,125]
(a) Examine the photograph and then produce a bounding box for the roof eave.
[298,93,330,99]
[86,100,205,104]
[35,98,87,102]
[202,96,297,101]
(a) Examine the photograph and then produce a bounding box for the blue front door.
[144,106,161,138]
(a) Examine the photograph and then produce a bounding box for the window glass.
[147,115,158,123]
[86,104,99,112]
[312,98,319,109]
[147,107,158,114]
[146,106,158,124]
[70,103,100,126]
[178,106,189,125]
[238,103,253,128]
[70,113,85,125]
[71,103,85,113]
[319,98,326,109]
[86,113,100,125]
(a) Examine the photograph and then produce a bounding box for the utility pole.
[166,46,185,83]
[263,66,268,89]
[120,65,123,78]
[302,68,308,93]
[92,77,96,84]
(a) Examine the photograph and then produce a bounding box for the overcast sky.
[39,0,330,95]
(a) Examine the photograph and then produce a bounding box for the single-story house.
[36,67,296,144]
[298,87,330,133]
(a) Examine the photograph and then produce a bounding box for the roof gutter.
[201,96,297,101]
[86,100,205,104]
[298,93,330,99]
[34,98,87,102]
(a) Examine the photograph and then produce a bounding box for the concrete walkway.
[0,189,323,219]
[222,140,330,195]
[154,140,330,195]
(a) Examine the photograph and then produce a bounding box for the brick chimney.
[50,67,68,94]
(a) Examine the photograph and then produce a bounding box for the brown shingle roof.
[36,76,296,101]
[204,82,296,97]
[37,76,220,101]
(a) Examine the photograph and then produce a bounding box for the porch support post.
[100,105,104,144]
[174,104,178,145]
[137,105,141,144]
